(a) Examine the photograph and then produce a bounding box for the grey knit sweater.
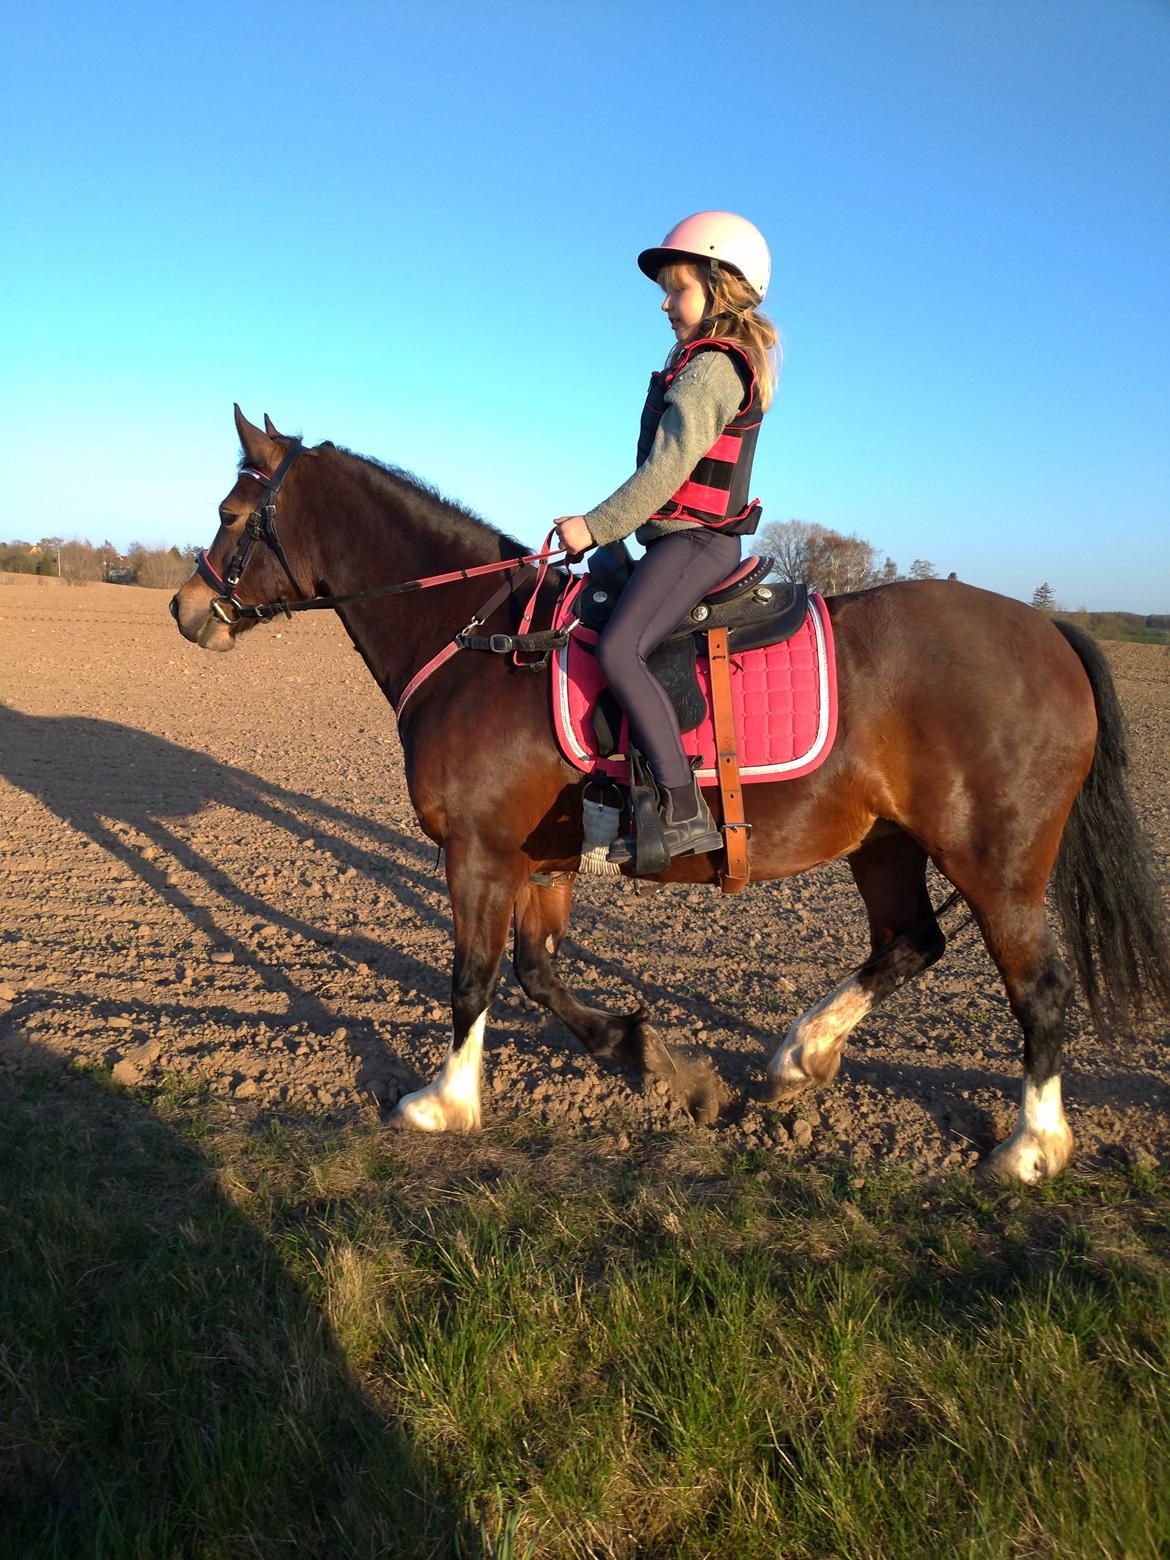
[584,348,748,547]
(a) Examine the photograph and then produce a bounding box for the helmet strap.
[705,256,757,316]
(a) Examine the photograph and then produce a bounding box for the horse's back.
[829,578,1093,708]
[825,579,1098,844]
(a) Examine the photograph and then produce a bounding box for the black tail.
[1051,622,1170,1034]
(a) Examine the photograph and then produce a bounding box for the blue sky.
[3,0,1167,609]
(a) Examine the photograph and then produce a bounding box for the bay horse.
[170,408,1170,1183]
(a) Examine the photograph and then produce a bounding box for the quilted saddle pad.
[550,577,838,785]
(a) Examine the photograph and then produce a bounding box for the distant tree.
[133,544,192,590]
[946,570,958,581]
[762,519,881,595]
[761,518,818,584]
[877,556,900,584]
[95,539,121,581]
[1031,581,1055,611]
[59,539,101,584]
[909,559,937,580]
[35,554,58,576]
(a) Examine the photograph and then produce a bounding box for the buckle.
[209,595,240,625]
[488,633,514,653]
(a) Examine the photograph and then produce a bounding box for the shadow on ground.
[0,1035,463,1558]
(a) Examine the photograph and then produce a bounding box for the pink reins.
[394,530,571,718]
[382,535,568,598]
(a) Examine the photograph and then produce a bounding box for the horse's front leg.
[391,842,524,1133]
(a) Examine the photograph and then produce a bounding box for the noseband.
[196,439,307,623]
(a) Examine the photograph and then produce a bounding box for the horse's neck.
[312,460,513,713]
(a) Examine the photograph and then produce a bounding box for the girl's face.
[660,264,708,342]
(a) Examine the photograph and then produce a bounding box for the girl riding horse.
[554,211,778,865]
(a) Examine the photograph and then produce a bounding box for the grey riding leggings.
[595,527,741,791]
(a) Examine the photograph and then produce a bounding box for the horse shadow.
[0,704,794,1111]
[0,1032,457,1552]
[0,703,456,1095]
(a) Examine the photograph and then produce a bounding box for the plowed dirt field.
[2,572,1168,1174]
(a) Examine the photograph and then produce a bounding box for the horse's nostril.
[169,594,179,620]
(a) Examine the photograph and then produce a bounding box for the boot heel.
[678,828,725,857]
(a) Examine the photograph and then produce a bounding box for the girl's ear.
[234,404,281,473]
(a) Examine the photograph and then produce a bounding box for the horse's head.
[170,406,314,651]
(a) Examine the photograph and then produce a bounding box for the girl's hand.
[553,515,594,556]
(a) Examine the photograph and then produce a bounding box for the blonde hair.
[660,261,781,411]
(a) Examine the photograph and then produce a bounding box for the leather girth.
[706,627,750,893]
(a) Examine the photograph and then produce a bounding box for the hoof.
[981,1125,1074,1185]
[641,1026,723,1126]
[626,1015,673,1076]
[763,1076,815,1106]
[764,1040,842,1104]
[681,1063,721,1126]
[389,1083,481,1134]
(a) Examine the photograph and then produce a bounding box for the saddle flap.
[726,583,808,654]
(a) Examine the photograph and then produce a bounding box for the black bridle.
[192,442,574,710]
[196,439,308,624]
[195,443,572,630]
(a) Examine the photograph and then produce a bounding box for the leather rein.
[195,441,573,715]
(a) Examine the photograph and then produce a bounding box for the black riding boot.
[607,775,723,867]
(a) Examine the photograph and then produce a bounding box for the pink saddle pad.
[550,577,838,785]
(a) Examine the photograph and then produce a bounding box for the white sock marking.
[393,1011,486,1132]
[1022,1075,1065,1136]
[768,973,873,1088]
[989,1074,1073,1183]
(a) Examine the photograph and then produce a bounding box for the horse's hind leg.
[512,874,673,1077]
[967,889,1075,1183]
[767,830,947,1101]
[513,876,719,1122]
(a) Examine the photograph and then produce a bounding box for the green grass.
[1051,610,1170,647]
[2,1064,1168,1559]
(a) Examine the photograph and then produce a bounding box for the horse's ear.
[263,413,284,439]
[234,404,281,472]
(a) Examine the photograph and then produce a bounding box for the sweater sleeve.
[584,349,747,547]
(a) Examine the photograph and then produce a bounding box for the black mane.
[324,442,530,562]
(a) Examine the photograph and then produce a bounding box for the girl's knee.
[596,628,633,686]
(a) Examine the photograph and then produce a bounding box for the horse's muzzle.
[171,575,236,651]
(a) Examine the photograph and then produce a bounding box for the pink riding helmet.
[638,211,771,303]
